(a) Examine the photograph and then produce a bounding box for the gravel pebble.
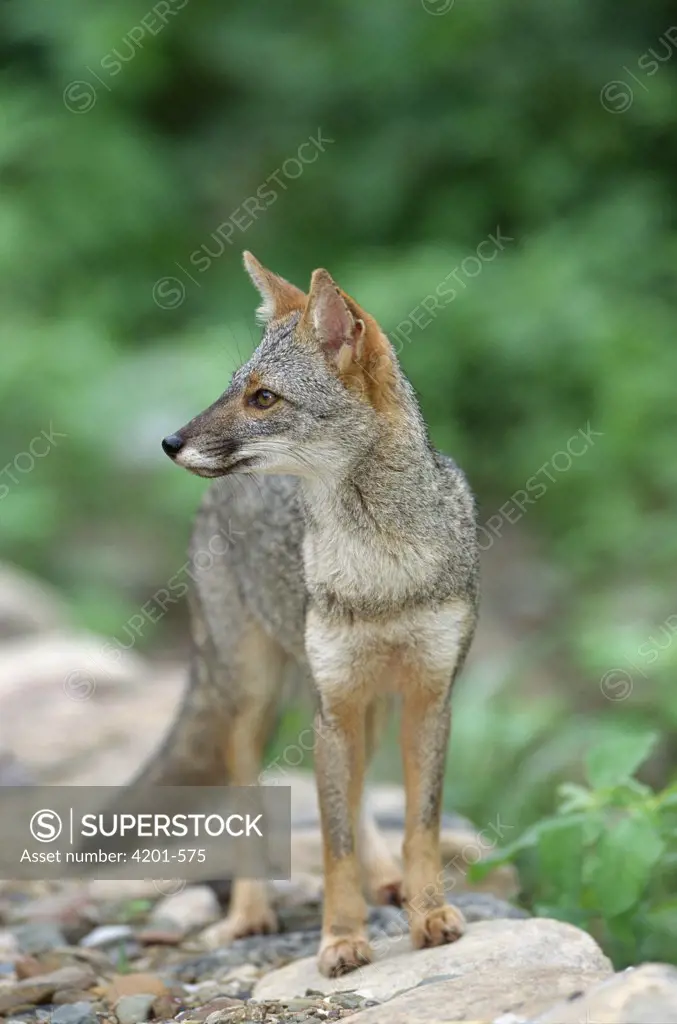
[11,924,67,955]
[0,930,20,959]
[150,888,220,937]
[50,1001,99,1024]
[81,925,134,949]
[114,993,156,1024]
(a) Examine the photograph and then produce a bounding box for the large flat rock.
[536,962,677,1023]
[0,563,71,639]
[253,917,612,1005]
[344,967,610,1023]
[0,633,182,784]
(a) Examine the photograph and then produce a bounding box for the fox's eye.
[249,388,279,410]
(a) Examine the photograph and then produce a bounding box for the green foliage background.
[1,0,677,963]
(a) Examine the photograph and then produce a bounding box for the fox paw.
[200,907,278,948]
[410,903,466,949]
[318,936,372,977]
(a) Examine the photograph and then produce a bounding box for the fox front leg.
[313,698,372,977]
[400,681,466,949]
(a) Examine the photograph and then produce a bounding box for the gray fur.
[175,309,479,629]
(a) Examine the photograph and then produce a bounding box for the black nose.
[162,433,184,457]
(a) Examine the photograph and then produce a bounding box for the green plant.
[471,729,677,966]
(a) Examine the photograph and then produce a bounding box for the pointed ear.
[242,251,307,324]
[302,270,402,418]
[301,269,365,354]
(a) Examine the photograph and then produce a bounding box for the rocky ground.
[2,866,676,1024]
[2,562,677,1022]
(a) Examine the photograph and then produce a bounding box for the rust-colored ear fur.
[243,251,307,324]
[301,268,400,417]
[301,269,360,352]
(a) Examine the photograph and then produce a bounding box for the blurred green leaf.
[538,818,585,903]
[589,814,664,918]
[586,731,658,790]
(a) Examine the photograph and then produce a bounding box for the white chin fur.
[175,447,220,471]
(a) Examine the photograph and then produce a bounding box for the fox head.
[162,253,410,481]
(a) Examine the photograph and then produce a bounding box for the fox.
[144,252,479,977]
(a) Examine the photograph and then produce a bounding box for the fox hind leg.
[198,610,290,947]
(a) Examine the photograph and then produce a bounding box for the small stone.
[52,989,97,1005]
[0,964,96,1014]
[175,998,243,1023]
[106,974,167,1002]
[203,1012,237,1024]
[224,965,258,983]
[136,928,182,946]
[50,966,98,992]
[81,925,134,949]
[151,993,184,1019]
[114,994,156,1024]
[50,1001,98,1024]
[180,983,222,1005]
[0,980,55,1014]
[13,957,43,980]
[11,923,67,955]
[149,887,219,937]
[332,995,364,1009]
[72,947,128,973]
[0,963,15,977]
[0,931,19,960]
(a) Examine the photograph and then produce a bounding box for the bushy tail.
[126,655,226,788]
